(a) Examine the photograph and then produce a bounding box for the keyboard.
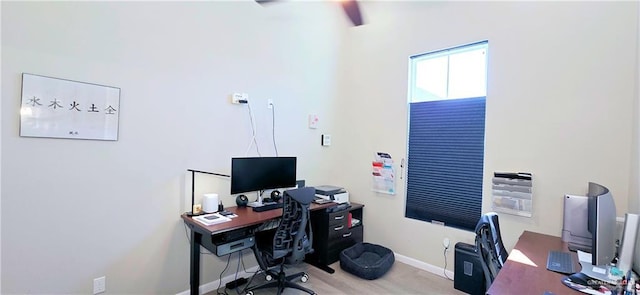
[252,202,283,212]
[546,251,576,274]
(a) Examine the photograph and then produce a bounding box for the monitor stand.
[568,243,592,253]
[576,251,622,285]
[247,201,261,207]
[579,261,619,285]
[246,192,277,208]
[248,201,278,207]
[247,191,263,208]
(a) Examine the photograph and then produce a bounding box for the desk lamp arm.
[186,169,230,216]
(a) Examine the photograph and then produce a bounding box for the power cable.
[443,247,453,281]
[232,251,243,294]
[244,102,261,157]
[215,250,234,295]
[271,103,278,156]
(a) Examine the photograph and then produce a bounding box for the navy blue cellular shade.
[405,97,486,231]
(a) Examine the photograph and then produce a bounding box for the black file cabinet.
[306,203,364,272]
[454,242,485,295]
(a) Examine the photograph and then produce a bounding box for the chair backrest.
[474,212,508,289]
[271,187,314,264]
[484,212,508,264]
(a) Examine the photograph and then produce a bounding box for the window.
[405,41,488,231]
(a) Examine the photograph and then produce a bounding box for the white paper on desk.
[193,213,231,226]
[577,250,592,263]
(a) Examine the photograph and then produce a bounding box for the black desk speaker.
[236,195,248,207]
[270,190,281,202]
[454,242,485,295]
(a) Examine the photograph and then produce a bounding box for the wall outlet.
[93,276,106,294]
[267,99,273,109]
[230,93,248,104]
[231,93,243,104]
[443,237,450,249]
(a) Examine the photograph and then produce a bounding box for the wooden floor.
[208,260,467,295]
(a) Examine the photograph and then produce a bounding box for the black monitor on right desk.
[587,182,617,266]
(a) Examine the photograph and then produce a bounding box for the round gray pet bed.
[340,242,395,280]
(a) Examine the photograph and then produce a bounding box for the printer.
[315,185,349,204]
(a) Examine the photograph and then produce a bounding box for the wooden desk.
[487,231,581,295]
[181,202,337,295]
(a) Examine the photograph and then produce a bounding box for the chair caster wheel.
[265,274,273,281]
[301,273,309,283]
[245,291,254,295]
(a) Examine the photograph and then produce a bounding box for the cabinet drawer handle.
[342,232,352,238]
[334,215,345,220]
[334,225,344,231]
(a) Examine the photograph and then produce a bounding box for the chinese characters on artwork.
[20,73,120,141]
[25,95,117,115]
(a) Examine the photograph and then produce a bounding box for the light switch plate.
[308,115,319,129]
[321,134,331,146]
[93,276,106,294]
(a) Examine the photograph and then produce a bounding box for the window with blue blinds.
[405,97,486,231]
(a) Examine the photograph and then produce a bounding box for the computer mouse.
[568,272,600,289]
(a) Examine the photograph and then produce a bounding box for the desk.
[181,202,338,295]
[305,203,364,273]
[487,231,581,294]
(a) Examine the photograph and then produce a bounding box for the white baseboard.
[176,265,260,295]
[178,254,453,294]
[394,252,455,279]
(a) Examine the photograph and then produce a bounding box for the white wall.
[1,2,3,291]
[630,0,640,215]
[2,1,639,294]
[1,1,347,293]
[332,1,638,272]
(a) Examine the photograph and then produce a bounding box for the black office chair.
[244,187,316,295]
[474,212,508,291]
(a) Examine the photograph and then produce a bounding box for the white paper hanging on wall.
[372,152,395,195]
[491,172,533,217]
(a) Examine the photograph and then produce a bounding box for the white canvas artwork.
[20,73,120,141]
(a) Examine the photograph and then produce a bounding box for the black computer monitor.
[587,182,617,266]
[230,157,297,194]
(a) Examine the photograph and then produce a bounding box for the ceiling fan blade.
[255,0,278,5]
[340,0,364,26]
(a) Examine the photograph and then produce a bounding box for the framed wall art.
[20,73,120,141]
